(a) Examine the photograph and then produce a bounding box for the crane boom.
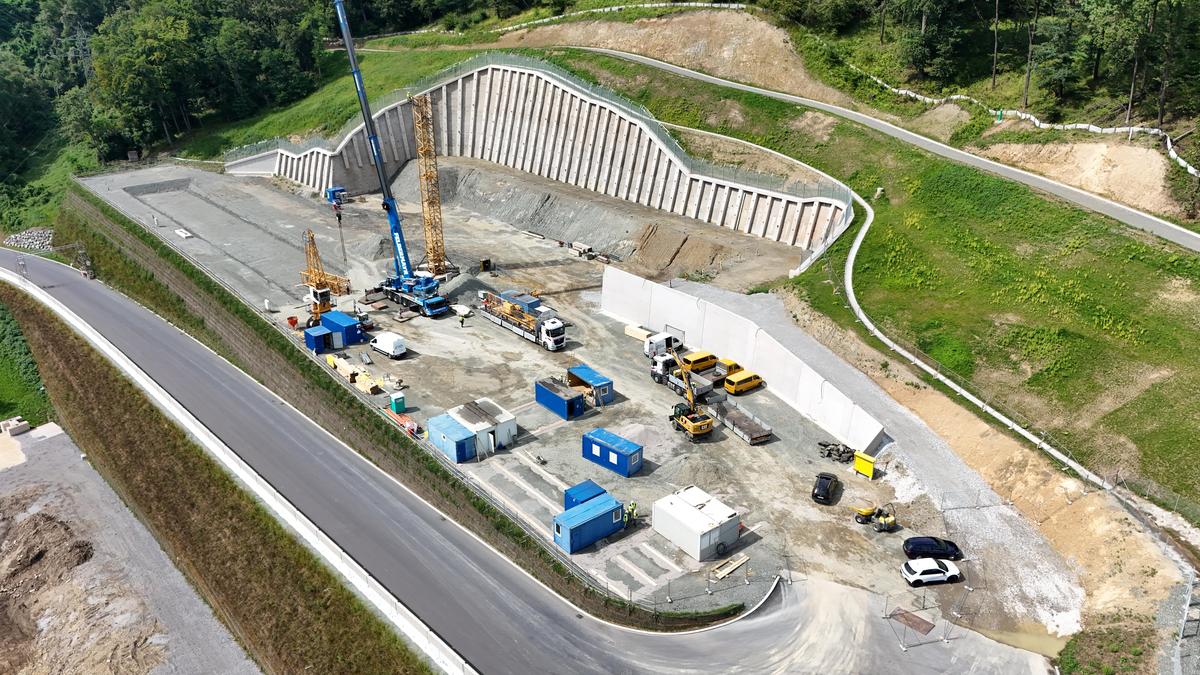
[332,0,412,282]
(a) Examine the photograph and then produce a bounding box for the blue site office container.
[428,414,476,463]
[500,290,541,313]
[581,428,643,477]
[320,310,363,348]
[552,493,624,554]
[567,364,615,406]
[304,326,332,353]
[563,479,606,510]
[535,378,585,421]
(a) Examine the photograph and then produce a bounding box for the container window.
[555,523,561,535]
[609,451,617,465]
[612,509,621,524]
[592,443,600,457]
[632,452,641,464]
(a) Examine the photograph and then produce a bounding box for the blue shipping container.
[553,493,624,554]
[320,310,364,347]
[535,378,585,421]
[303,326,332,353]
[581,428,643,477]
[428,414,476,463]
[567,364,615,406]
[563,479,606,510]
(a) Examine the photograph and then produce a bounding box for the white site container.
[651,485,740,561]
[447,397,518,456]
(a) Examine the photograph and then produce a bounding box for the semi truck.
[477,289,567,351]
[381,276,451,317]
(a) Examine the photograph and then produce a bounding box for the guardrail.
[81,177,773,619]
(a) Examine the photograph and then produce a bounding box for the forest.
[0,0,1198,229]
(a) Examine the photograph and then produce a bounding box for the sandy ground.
[906,103,970,142]
[977,140,1184,217]
[784,291,1184,648]
[0,427,256,675]
[490,11,871,114]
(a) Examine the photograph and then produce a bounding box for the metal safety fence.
[87,180,776,618]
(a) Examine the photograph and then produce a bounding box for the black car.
[902,536,964,561]
[811,472,839,504]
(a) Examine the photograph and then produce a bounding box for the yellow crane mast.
[300,228,351,326]
[412,93,447,276]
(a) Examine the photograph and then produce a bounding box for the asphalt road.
[0,249,1042,674]
[578,48,1200,254]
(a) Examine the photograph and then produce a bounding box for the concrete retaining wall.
[600,266,886,451]
[227,61,849,251]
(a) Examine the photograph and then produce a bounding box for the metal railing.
[223,52,853,204]
[86,177,773,617]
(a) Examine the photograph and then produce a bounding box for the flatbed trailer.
[704,399,772,445]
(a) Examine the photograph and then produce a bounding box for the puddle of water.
[975,622,1070,657]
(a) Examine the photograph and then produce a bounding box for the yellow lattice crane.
[412,94,447,276]
[301,228,351,326]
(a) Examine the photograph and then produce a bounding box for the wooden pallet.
[711,554,749,579]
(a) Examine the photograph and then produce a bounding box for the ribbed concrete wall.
[227,64,849,250]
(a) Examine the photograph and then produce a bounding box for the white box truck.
[643,332,683,359]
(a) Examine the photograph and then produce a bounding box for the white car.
[900,558,962,587]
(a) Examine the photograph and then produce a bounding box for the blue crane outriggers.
[332,0,449,317]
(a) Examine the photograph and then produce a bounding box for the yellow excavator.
[852,500,898,533]
[667,346,714,443]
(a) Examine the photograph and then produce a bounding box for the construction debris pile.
[3,228,53,251]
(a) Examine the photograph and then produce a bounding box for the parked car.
[902,536,964,561]
[900,558,962,587]
[811,472,840,504]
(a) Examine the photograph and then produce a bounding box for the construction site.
[65,41,1186,671]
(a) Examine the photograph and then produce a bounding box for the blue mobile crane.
[332,0,449,318]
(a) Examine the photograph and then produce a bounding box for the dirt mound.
[907,103,970,142]
[0,490,167,674]
[492,11,861,112]
[976,141,1183,217]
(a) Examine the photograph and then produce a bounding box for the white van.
[643,332,683,359]
[369,331,407,359]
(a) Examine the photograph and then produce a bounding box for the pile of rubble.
[3,228,53,251]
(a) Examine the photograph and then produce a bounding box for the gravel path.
[0,426,256,675]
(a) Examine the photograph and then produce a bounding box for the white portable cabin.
[446,397,518,457]
[651,485,740,561]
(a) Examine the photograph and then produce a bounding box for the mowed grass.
[178,49,480,158]
[535,49,1200,502]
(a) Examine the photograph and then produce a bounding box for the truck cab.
[539,315,567,351]
[644,332,683,359]
[649,354,677,383]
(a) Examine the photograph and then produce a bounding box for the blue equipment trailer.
[332,0,448,318]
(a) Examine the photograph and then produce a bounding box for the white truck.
[477,290,567,351]
[643,332,683,359]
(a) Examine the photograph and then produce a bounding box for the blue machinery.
[332,0,449,317]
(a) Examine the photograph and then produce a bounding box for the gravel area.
[0,426,256,675]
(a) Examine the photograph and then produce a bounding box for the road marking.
[613,553,659,588]
[516,451,570,491]
[639,542,682,573]
[527,418,570,438]
[509,400,537,414]
[473,472,551,539]
[493,461,561,513]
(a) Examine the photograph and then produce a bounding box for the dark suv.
[811,472,839,504]
[902,536,964,561]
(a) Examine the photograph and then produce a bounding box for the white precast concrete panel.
[601,266,885,451]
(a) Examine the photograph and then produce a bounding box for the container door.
[331,331,344,349]
[488,430,496,453]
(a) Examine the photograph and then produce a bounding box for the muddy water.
[975,623,1070,657]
